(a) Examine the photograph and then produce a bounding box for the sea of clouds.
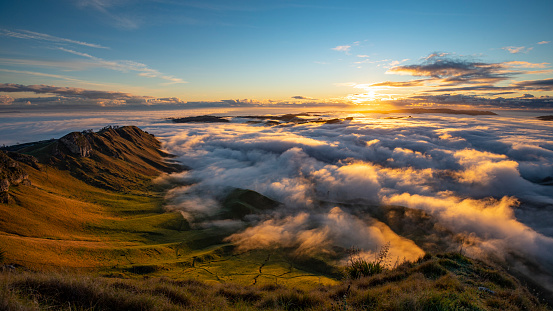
[2,108,553,286]
[154,111,553,289]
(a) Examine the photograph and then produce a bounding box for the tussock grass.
[1,252,549,311]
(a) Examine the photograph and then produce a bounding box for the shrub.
[344,243,390,279]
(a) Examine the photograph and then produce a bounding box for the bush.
[344,242,390,279]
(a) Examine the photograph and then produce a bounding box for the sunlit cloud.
[0,28,108,49]
[537,41,550,45]
[387,57,510,85]
[504,61,550,69]
[424,52,449,60]
[502,46,533,54]
[369,80,427,88]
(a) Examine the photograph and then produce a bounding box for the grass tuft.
[344,242,390,279]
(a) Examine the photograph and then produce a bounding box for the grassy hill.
[0,126,551,310]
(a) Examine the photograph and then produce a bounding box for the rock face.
[56,132,92,158]
[0,150,34,203]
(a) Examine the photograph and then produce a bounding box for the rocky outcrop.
[55,132,92,158]
[0,150,33,203]
[6,151,40,170]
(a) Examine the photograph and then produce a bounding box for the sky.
[1,0,553,109]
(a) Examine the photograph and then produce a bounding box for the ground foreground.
[1,252,549,310]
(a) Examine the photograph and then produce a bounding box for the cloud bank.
[155,112,553,282]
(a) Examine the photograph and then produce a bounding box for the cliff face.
[0,150,33,203]
[55,132,92,158]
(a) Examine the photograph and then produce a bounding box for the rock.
[0,179,9,192]
[0,192,10,204]
[478,286,496,294]
[57,132,92,157]
[7,152,40,170]
[0,150,31,194]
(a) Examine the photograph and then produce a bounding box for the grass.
[344,243,390,279]
[1,252,549,310]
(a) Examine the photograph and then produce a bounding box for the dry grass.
[0,252,549,311]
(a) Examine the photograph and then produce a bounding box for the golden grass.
[1,252,549,311]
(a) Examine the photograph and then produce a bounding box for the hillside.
[0,126,551,310]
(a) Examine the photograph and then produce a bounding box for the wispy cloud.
[502,46,533,54]
[0,68,87,83]
[76,0,140,29]
[0,28,108,49]
[0,58,91,70]
[538,41,550,45]
[58,47,187,84]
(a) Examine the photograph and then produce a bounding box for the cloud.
[0,28,108,49]
[0,83,137,100]
[76,0,140,29]
[226,207,425,260]
[369,80,427,88]
[502,46,533,54]
[147,111,553,287]
[512,78,553,91]
[0,83,162,107]
[538,41,551,45]
[291,96,316,100]
[372,53,553,100]
[503,61,550,69]
[0,69,86,83]
[396,93,553,109]
[57,47,187,84]
[332,45,351,53]
[0,95,14,106]
[424,52,449,60]
[387,56,512,85]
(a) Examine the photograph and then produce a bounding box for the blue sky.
[1,0,552,109]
